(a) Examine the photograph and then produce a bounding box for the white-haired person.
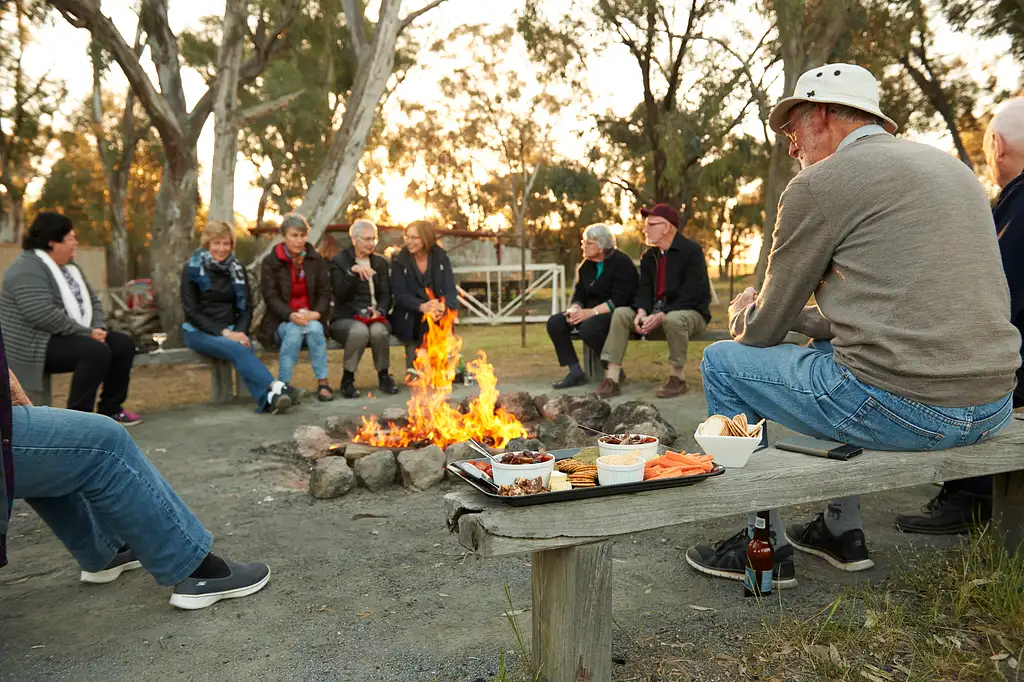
[329,219,399,398]
[546,223,638,389]
[685,64,1020,588]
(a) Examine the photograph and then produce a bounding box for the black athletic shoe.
[341,378,360,399]
[269,391,291,414]
[170,559,271,610]
[552,372,587,390]
[894,487,992,535]
[685,529,797,589]
[81,548,143,584]
[285,384,304,405]
[786,514,874,572]
[378,374,399,395]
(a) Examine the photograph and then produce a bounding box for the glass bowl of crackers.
[693,413,764,468]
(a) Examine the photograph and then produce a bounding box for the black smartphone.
[776,436,863,461]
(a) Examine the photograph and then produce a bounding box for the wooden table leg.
[210,360,234,403]
[532,540,612,682]
[993,470,1024,556]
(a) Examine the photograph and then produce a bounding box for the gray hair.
[350,219,378,240]
[986,98,1024,153]
[582,223,616,254]
[279,212,310,236]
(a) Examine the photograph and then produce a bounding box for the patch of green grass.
[492,585,544,682]
[749,530,1024,681]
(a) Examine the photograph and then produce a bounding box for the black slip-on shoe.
[894,487,991,535]
[685,529,797,589]
[378,374,399,395]
[170,560,271,610]
[786,514,874,572]
[552,372,587,390]
[81,548,143,584]
[341,378,360,399]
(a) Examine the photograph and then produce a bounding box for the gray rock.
[380,407,409,427]
[626,420,679,447]
[444,442,478,467]
[324,415,364,439]
[496,392,541,423]
[532,394,549,415]
[344,443,381,467]
[542,394,611,432]
[293,425,335,460]
[354,451,398,492]
[397,445,446,491]
[504,437,545,453]
[537,414,589,450]
[308,458,355,499]
[603,400,674,438]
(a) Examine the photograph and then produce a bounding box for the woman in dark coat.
[181,220,291,413]
[389,220,459,373]
[546,223,639,389]
[257,213,333,401]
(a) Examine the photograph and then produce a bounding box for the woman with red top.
[257,214,333,401]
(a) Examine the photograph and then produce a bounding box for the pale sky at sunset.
[20,0,1023,227]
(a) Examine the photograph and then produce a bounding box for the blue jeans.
[277,321,329,383]
[12,406,212,585]
[701,340,1014,533]
[183,329,275,408]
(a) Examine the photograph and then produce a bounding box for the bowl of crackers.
[693,413,764,468]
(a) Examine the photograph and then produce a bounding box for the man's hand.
[564,304,582,323]
[567,306,593,325]
[223,330,250,347]
[90,328,107,342]
[289,311,309,326]
[9,369,31,406]
[639,311,666,335]
[729,287,757,321]
[633,309,648,335]
[351,264,375,281]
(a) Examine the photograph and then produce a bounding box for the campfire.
[353,311,527,450]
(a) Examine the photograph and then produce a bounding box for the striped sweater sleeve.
[7,266,90,336]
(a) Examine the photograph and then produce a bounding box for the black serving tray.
[447,446,725,506]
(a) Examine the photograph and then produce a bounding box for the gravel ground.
[0,381,958,681]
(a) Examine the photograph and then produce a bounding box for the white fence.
[454,263,566,325]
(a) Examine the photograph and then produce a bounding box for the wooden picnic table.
[444,418,1024,682]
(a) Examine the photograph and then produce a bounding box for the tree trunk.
[209,0,246,223]
[755,135,797,287]
[149,154,199,346]
[107,183,130,286]
[0,192,24,244]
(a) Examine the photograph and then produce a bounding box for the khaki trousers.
[600,307,707,368]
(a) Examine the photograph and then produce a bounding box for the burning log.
[354,310,527,450]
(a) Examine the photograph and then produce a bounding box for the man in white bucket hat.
[686,64,1021,588]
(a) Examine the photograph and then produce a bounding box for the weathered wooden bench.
[31,335,405,406]
[444,419,1024,682]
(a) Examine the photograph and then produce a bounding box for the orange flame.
[353,310,527,450]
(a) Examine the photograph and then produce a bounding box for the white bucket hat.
[768,63,898,135]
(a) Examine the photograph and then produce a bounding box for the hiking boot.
[81,548,143,584]
[341,377,360,399]
[110,410,143,427]
[170,560,271,611]
[656,376,687,398]
[552,372,587,390]
[786,514,874,572]
[595,377,621,398]
[378,374,399,395]
[685,529,797,589]
[894,486,992,535]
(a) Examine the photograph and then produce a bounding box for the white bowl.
[597,435,660,462]
[596,454,645,485]
[693,422,761,468]
[491,455,555,487]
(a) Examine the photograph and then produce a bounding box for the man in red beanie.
[596,203,712,398]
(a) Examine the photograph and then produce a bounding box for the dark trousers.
[546,312,612,367]
[44,331,137,415]
[947,371,1023,498]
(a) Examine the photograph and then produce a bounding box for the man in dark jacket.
[895,98,1024,534]
[597,203,712,399]
[329,220,398,398]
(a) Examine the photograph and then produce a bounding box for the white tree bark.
[209,0,247,224]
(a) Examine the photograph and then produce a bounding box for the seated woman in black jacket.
[180,221,291,413]
[390,220,459,373]
[547,223,639,389]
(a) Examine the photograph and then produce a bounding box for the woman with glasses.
[329,219,398,398]
[546,223,638,389]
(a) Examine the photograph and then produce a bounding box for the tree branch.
[342,0,368,62]
[237,90,305,123]
[400,0,449,33]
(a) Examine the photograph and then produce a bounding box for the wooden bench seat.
[443,419,1024,682]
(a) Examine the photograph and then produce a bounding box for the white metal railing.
[453,263,566,325]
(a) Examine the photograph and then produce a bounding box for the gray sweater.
[733,134,1021,407]
[0,251,105,394]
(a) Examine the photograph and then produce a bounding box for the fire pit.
[353,311,527,450]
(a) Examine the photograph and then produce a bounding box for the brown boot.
[596,377,621,398]
[656,376,688,398]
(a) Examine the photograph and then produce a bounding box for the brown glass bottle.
[743,510,774,597]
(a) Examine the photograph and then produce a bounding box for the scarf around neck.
[186,248,247,313]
